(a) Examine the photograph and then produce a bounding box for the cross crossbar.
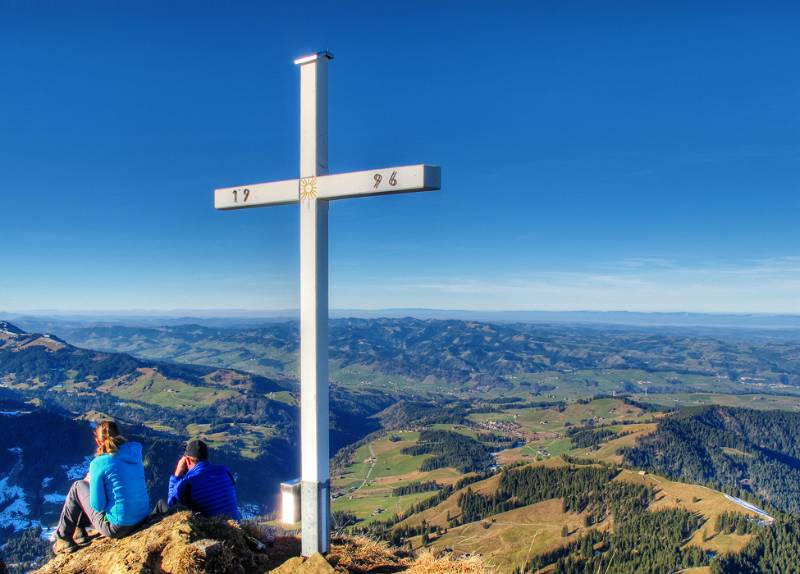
[214,164,440,210]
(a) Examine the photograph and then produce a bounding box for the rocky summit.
[31,511,485,574]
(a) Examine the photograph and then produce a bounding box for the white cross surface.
[213,51,441,556]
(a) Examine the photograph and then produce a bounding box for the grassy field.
[331,362,446,396]
[429,498,601,571]
[332,430,464,524]
[267,390,297,406]
[398,473,505,531]
[472,398,655,465]
[100,368,238,410]
[330,396,779,571]
[401,459,762,572]
[580,422,658,463]
[470,397,650,434]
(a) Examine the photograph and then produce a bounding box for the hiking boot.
[244,533,267,552]
[53,534,78,554]
[73,527,99,546]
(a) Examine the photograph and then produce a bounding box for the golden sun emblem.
[299,177,318,202]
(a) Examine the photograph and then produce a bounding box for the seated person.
[53,421,150,554]
[167,439,241,520]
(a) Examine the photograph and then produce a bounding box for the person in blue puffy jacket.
[166,439,241,521]
[53,421,150,554]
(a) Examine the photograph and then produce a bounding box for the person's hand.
[83,472,90,482]
[174,456,189,478]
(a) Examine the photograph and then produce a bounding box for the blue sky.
[1,1,798,314]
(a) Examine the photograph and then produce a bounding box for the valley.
[1,316,800,573]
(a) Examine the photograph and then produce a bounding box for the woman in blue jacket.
[53,421,150,554]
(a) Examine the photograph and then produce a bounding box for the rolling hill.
[17,318,800,400]
[623,406,800,514]
[327,396,800,573]
[0,321,390,555]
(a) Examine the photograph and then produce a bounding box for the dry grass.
[618,470,761,555]
[430,498,605,572]
[327,535,412,572]
[32,512,270,574]
[268,535,486,574]
[406,551,490,574]
[582,423,657,464]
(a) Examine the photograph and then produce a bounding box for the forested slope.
[623,406,800,514]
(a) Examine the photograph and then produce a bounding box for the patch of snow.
[0,411,28,416]
[0,476,34,532]
[42,476,54,488]
[62,456,93,481]
[43,493,66,504]
[7,447,22,455]
[0,477,25,506]
[724,494,774,522]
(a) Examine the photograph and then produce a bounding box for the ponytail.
[95,420,127,456]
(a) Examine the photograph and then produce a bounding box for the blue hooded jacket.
[89,441,150,526]
[167,461,241,520]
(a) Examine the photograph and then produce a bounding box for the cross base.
[301,479,330,555]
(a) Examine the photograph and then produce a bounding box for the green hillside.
[30,318,800,397]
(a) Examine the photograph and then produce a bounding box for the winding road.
[354,442,377,493]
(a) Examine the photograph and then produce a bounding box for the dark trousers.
[56,480,134,540]
[152,498,170,515]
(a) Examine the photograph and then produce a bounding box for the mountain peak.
[0,321,25,335]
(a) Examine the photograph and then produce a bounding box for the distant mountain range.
[5,310,800,330]
[25,317,800,391]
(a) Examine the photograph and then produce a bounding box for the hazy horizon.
[5,308,800,333]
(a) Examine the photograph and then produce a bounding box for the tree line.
[712,517,800,573]
[392,481,440,496]
[622,406,800,515]
[401,430,493,473]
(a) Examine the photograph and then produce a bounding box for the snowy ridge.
[62,457,92,481]
[0,447,38,532]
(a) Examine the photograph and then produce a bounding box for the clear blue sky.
[1,1,798,314]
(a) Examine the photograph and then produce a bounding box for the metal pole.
[295,51,333,556]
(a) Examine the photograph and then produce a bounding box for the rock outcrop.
[32,512,270,574]
[31,512,485,574]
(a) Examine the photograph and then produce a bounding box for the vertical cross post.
[295,51,332,557]
[214,51,439,556]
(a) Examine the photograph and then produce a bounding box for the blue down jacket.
[167,461,241,520]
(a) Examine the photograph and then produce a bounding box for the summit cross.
[213,51,441,556]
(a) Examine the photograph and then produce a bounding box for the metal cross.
[214,51,441,555]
